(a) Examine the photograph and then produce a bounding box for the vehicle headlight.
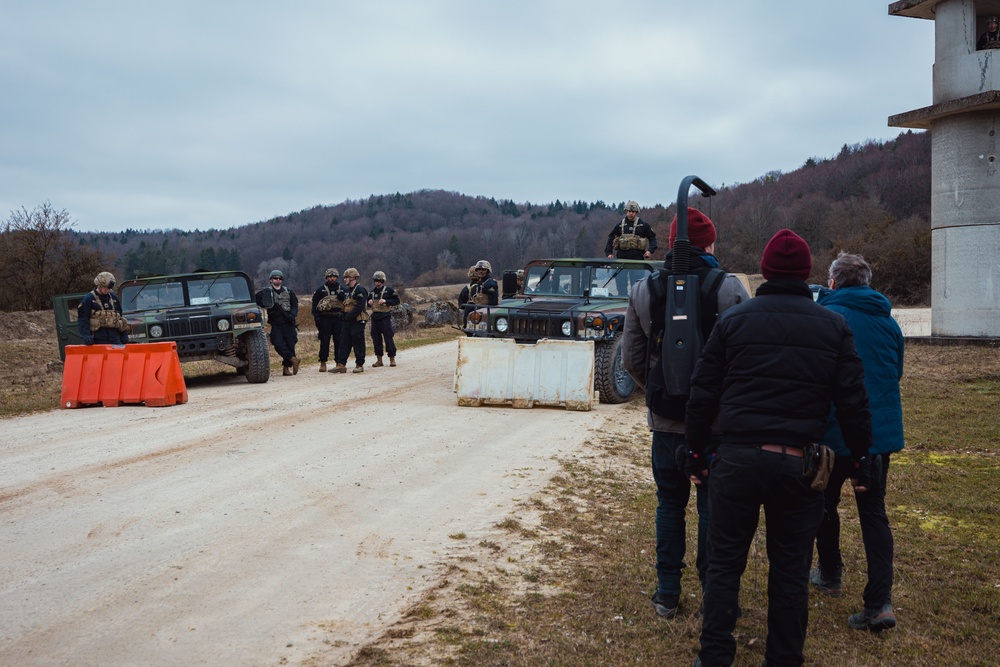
[217,319,231,331]
[150,324,164,338]
[496,317,509,333]
[561,321,572,336]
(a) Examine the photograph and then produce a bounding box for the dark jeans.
[652,431,710,597]
[814,453,894,609]
[699,444,824,667]
[316,315,343,363]
[269,322,297,365]
[370,316,396,357]
[336,320,366,367]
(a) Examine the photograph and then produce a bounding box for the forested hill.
[81,130,931,305]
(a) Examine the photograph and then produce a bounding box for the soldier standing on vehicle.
[256,269,300,376]
[312,268,344,372]
[335,268,368,374]
[77,271,130,345]
[622,209,749,619]
[605,201,658,260]
[468,260,499,306]
[368,271,400,367]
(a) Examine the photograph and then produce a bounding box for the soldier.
[468,260,499,306]
[368,270,401,367]
[256,269,300,376]
[458,265,479,326]
[334,267,368,374]
[605,200,658,260]
[77,271,130,345]
[312,268,344,372]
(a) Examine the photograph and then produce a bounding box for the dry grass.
[346,344,1000,667]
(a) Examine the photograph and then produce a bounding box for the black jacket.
[685,279,872,461]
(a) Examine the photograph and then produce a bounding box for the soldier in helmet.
[605,201,658,260]
[468,260,499,306]
[77,271,130,345]
[458,265,480,326]
[256,269,300,376]
[334,267,368,373]
[312,268,344,372]
[367,270,400,367]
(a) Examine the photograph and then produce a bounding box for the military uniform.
[312,274,344,371]
[256,281,299,373]
[337,282,369,370]
[604,215,658,260]
[368,277,400,366]
[77,289,129,345]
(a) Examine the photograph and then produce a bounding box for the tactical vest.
[274,288,292,313]
[316,284,343,312]
[370,286,391,313]
[343,285,369,322]
[644,264,726,421]
[88,290,129,332]
[613,218,649,251]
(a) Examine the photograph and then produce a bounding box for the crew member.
[78,271,130,345]
[605,201,658,260]
[312,268,344,372]
[256,269,299,376]
[335,268,368,373]
[368,270,400,367]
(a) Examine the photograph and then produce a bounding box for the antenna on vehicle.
[664,175,717,396]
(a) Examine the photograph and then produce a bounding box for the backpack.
[644,264,726,421]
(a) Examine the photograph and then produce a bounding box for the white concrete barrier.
[455,337,595,411]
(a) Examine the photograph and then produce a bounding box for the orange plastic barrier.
[61,342,188,408]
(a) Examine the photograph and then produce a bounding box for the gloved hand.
[83,336,94,345]
[679,448,709,483]
[316,331,322,341]
[851,456,873,492]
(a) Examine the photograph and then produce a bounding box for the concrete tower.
[890,0,1000,337]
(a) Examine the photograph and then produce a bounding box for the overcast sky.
[1,1,934,233]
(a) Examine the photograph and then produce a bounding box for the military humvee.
[54,270,272,383]
[463,257,663,403]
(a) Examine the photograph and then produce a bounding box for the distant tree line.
[1,130,932,311]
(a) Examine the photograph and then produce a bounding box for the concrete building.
[890,0,1000,337]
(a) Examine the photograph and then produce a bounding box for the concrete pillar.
[890,0,1000,337]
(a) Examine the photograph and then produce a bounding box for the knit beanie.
[760,229,812,281]
[668,208,717,249]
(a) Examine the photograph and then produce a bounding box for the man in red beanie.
[685,228,873,667]
[623,207,748,620]
[604,200,658,260]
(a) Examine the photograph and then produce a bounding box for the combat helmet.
[324,268,339,279]
[269,269,285,280]
[474,260,492,273]
[343,267,360,279]
[94,272,116,289]
[625,201,640,213]
[373,271,386,282]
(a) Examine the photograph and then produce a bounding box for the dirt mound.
[0,310,57,342]
[403,284,463,305]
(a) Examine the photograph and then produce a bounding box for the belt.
[759,444,804,458]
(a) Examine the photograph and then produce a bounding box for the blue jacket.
[819,285,904,456]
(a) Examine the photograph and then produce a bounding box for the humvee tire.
[244,329,271,384]
[594,332,636,404]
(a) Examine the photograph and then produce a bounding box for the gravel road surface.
[1,340,609,666]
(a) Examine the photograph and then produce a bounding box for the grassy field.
[346,344,1000,667]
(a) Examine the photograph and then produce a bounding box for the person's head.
[625,200,640,220]
[668,208,717,252]
[760,229,812,281]
[475,259,492,276]
[343,267,360,286]
[269,269,285,288]
[94,271,116,294]
[828,252,872,289]
[324,268,339,283]
[373,270,386,285]
[516,269,524,284]
[989,15,998,29]
[468,266,479,283]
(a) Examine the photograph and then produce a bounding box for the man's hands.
[83,336,94,345]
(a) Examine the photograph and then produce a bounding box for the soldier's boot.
[333,363,347,374]
[291,356,300,375]
[352,365,365,373]
[389,357,396,367]
[319,361,327,373]
[282,365,293,376]
[373,356,384,367]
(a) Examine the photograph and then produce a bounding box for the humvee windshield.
[121,276,252,312]
[524,265,648,298]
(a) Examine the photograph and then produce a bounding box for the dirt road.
[0,340,611,666]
